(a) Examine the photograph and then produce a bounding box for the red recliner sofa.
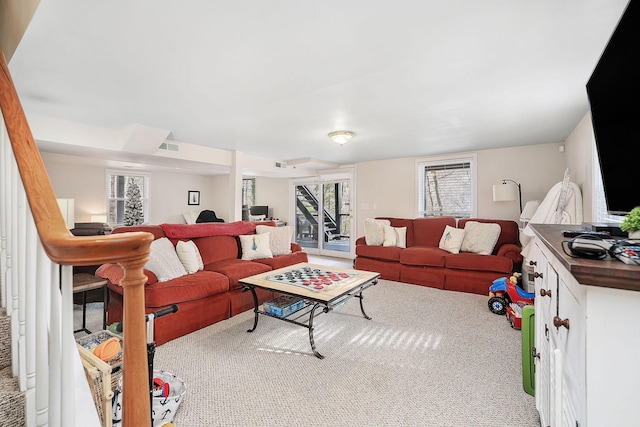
[96,221,307,345]
[355,217,522,295]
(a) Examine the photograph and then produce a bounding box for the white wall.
[255,177,289,222]
[43,157,219,225]
[565,112,595,222]
[43,117,597,235]
[354,142,567,238]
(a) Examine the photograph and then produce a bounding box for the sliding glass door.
[292,172,353,258]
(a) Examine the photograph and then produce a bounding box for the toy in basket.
[76,330,124,427]
[111,305,185,427]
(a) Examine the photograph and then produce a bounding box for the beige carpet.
[149,280,540,426]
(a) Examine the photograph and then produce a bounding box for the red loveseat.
[97,221,307,345]
[354,217,522,295]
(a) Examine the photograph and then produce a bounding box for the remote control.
[562,230,611,238]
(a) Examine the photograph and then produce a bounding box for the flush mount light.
[328,130,355,145]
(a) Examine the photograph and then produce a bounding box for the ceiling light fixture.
[328,130,355,145]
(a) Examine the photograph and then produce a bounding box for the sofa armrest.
[95,263,158,286]
[291,242,303,252]
[496,243,523,265]
[355,236,366,246]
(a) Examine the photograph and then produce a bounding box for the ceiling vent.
[159,141,180,152]
[275,161,287,169]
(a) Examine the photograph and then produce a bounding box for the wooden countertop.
[530,224,640,292]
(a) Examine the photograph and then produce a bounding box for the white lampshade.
[493,184,518,202]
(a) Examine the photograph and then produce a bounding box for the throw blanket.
[161,221,260,239]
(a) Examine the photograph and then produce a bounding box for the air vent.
[159,142,180,152]
[275,161,287,169]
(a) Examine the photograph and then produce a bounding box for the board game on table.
[239,262,380,359]
[266,265,358,291]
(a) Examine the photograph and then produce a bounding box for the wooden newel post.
[119,257,152,427]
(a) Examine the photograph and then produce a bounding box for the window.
[417,155,475,218]
[242,178,255,206]
[107,171,149,226]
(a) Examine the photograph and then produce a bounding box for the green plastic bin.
[521,305,535,396]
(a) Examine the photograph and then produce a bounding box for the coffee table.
[240,263,380,359]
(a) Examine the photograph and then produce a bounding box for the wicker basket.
[77,331,124,427]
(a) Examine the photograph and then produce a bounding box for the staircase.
[295,185,340,241]
[0,307,25,426]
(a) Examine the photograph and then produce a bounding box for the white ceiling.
[8,0,630,169]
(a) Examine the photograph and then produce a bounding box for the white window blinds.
[417,157,473,218]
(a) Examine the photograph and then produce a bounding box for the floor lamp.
[493,179,522,213]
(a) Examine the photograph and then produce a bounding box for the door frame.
[290,169,355,259]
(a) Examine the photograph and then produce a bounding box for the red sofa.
[97,221,307,345]
[354,217,522,295]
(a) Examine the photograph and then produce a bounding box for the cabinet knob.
[534,271,544,279]
[529,260,537,266]
[540,289,552,297]
[553,316,570,330]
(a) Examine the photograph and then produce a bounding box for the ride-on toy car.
[488,274,534,315]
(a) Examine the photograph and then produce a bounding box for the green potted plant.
[620,206,640,239]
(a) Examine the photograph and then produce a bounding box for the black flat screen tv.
[586,0,640,215]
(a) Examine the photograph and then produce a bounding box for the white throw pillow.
[144,237,188,282]
[256,225,292,256]
[439,225,466,254]
[383,226,407,248]
[240,233,273,260]
[460,221,501,255]
[364,218,391,246]
[175,240,204,274]
[394,226,407,248]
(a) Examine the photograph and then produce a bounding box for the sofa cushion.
[253,251,308,270]
[459,221,501,255]
[445,253,513,274]
[256,225,293,256]
[355,244,402,262]
[240,233,273,260]
[145,237,188,282]
[439,225,465,254]
[399,247,447,267]
[176,240,204,273]
[194,235,241,264]
[205,259,272,290]
[412,217,456,247]
[144,271,229,307]
[364,218,391,246]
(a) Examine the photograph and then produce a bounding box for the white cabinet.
[531,227,640,427]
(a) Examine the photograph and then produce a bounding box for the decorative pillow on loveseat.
[383,225,407,248]
[364,218,391,246]
[256,225,293,256]
[439,225,465,254]
[239,233,273,260]
[145,237,188,282]
[460,221,501,255]
[176,240,204,274]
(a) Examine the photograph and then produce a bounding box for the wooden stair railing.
[0,49,152,426]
